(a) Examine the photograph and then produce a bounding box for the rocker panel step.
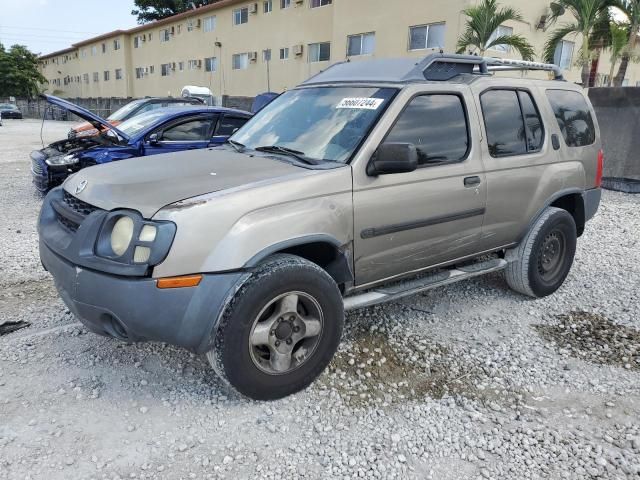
[343,258,507,311]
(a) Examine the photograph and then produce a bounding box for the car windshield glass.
[107,99,147,121]
[116,110,168,137]
[231,86,397,163]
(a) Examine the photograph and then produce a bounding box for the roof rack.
[300,53,565,86]
[419,54,564,81]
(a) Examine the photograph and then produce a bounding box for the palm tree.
[608,22,631,84]
[612,0,640,86]
[543,0,615,85]
[456,0,535,60]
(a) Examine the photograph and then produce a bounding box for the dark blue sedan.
[31,95,251,192]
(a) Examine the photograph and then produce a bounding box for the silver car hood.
[63,149,318,218]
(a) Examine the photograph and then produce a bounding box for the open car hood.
[41,94,129,141]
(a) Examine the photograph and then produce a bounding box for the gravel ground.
[1,119,639,480]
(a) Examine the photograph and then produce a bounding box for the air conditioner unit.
[249,2,258,13]
[196,59,202,68]
[293,44,304,56]
[171,62,176,70]
[195,19,202,28]
[248,51,258,61]
[144,67,149,74]
[142,36,146,42]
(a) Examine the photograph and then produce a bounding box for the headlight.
[45,154,79,166]
[94,210,176,267]
[110,216,134,256]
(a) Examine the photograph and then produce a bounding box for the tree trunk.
[609,59,617,87]
[588,55,599,87]
[581,34,590,86]
[614,23,638,87]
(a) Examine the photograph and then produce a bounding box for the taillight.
[595,149,604,187]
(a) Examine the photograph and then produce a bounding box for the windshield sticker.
[336,98,384,110]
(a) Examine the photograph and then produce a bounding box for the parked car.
[0,103,22,119]
[38,54,603,401]
[31,94,251,192]
[69,96,205,138]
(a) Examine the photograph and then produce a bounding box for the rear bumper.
[584,188,602,222]
[40,240,247,353]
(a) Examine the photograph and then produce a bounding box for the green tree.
[132,0,213,24]
[456,0,535,60]
[612,0,640,86]
[0,43,47,98]
[543,0,615,85]
[607,22,632,84]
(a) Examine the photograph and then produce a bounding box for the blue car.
[31,95,252,192]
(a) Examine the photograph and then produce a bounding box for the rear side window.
[384,94,469,166]
[216,116,248,136]
[481,89,544,158]
[546,90,596,147]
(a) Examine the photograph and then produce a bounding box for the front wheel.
[207,254,344,400]
[505,207,577,298]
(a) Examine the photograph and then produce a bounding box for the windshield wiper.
[227,139,246,152]
[254,145,321,165]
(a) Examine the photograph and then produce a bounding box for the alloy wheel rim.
[248,291,324,375]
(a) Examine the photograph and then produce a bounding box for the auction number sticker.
[336,97,384,110]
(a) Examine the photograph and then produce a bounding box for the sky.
[0,0,139,56]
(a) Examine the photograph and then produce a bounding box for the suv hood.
[42,94,129,141]
[63,148,329,218]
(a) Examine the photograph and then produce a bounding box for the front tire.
[505,207,577,298]
[207,254,344,400]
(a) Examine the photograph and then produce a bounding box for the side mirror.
[148,133,160,145]
[367,142,418,176]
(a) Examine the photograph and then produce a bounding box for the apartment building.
[39,0,640,100]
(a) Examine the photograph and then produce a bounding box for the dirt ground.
[1,119,639,480]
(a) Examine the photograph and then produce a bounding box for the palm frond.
[486,34,536,60]
[544,23,580,63]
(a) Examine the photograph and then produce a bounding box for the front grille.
[55,191,102,233]
[31,158,44,175]
[63,190,100,216]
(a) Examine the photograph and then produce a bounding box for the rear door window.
[160,117,215,141]
[216,115,249,136]
[481,89,545,157]
[384,94,469,166]
[545,90,596,147]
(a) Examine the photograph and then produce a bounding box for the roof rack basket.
[419,54,564,81]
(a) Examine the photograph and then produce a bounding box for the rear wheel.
[505,207,577,298]
[207,254,344,400]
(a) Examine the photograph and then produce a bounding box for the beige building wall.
[39,0,640,100]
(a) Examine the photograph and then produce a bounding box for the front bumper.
[30,150,70,192]
[40,240,247,353]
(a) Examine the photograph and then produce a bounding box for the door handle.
[464,176,481,187]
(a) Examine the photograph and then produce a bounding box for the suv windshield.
[232,87,397,163]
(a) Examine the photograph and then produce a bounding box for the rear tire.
[207,254,344,400]
[505,207,577,298]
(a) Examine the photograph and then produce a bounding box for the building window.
[83,73,89,83]
[149,65,155,74]
[409,23,446,50]
[263,49,272,61]
[281,0,291,7]
[264,0,272,13]
[233,7,248,25]
[488,25,514,53]
[161,63,171,76]
[135,67,144,79]
[134,36,141,48]
[310,0,332,7]
[203,16,216,32]
[280,47,289,59]
[115,69,123,80]
[177,24,182,34]
[205,56,218,72]
[93,72,99,82]
[91,46,97,56]
[232,53,249,70]
[113,39,121,50]
[347,32,375,56]
[101,43,106,53]
[308,42,330,62]
[188,59,200,70]
[178,61,184,71]
[160,29,171,42]
[187,19,194,31]
[103,70,110,81]
[553,40,574,70]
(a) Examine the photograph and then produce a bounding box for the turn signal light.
[156,275,203,289]
[596,149,604,187]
